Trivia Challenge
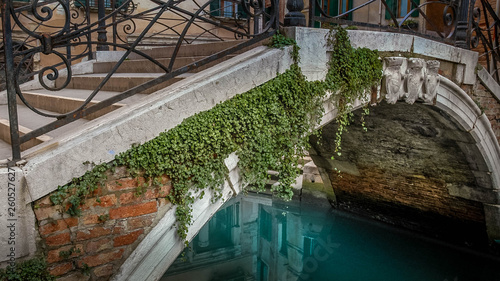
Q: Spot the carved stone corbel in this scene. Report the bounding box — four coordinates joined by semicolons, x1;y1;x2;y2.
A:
422;60;440;104
404;58;425;104
382;57;405;104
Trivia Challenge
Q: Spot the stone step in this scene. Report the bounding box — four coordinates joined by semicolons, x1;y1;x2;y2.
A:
0;118;52;151
0;138;11;160
56;73;193;93
0;104;88;141
18;92;126;120
30;89;145;105
127;40;245;60
92;55;236;74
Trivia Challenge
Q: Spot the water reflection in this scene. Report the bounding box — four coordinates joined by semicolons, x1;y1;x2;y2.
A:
161;193;500;281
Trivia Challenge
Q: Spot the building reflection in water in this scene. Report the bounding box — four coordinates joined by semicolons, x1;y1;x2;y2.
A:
161;193;500;281
161;193;331;281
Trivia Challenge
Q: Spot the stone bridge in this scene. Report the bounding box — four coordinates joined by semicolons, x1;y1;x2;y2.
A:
1;27;500;280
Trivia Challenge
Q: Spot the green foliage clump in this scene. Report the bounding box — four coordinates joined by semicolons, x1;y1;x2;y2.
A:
269;31;300;64
324;26;382;156
0;258;55;281
58;246;80;260
269;31;296;49
115;64;325;243
50;162;113;217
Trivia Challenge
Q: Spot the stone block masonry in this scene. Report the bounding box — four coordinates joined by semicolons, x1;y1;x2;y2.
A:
33;171;172;280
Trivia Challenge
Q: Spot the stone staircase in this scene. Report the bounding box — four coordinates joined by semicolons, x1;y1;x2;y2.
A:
0;40;252;160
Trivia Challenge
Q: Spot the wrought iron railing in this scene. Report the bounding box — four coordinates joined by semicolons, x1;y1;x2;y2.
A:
304;0;500;81
1;0;279;161
307;0;474;47
470;0;500;82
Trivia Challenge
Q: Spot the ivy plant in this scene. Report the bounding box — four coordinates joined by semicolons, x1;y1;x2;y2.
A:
324;26;382;157
0;258;55;281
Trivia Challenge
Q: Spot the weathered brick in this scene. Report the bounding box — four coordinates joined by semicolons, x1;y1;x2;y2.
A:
160;174;171;184
107;177;146;191
91;187;103;197
159;198;170;208
46;232;71;247
145;184;171;199
113;220;127;234
36;196;54;208
128;214;155;230
78;249;124;268
109;201;157;219
47;244;84;264
119;192;141;205
114;229;144;247
84;194;117;209
39;218;78;236
34;205;62;221
83;213;109;225
49;262;73;276
86;237;112;253
93;264;114;277
159;184;172;197
76;226;112;241
83;214;99;225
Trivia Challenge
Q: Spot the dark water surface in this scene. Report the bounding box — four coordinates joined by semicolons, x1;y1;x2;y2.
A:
161;193;500;281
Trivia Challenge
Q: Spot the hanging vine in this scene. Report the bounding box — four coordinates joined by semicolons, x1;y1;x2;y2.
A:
324;27;382;157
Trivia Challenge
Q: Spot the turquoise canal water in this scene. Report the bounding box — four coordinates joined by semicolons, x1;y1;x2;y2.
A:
161;193;500;281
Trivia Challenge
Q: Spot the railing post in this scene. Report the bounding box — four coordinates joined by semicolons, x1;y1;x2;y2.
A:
284;0;306;26
97;0;109;51
254;7;262;34
1;0;21;161
455;0;473;49
308;0;315;27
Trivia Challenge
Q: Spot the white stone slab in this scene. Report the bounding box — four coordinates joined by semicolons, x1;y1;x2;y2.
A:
0;167;36;263
477;67;500;102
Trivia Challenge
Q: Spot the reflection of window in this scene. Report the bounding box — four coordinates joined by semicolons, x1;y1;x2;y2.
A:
303;236;315;258
210;0;248;19
193;203;239;253
259;207;272;241
278;217;287;256
385;0;420;19
258;259;269;281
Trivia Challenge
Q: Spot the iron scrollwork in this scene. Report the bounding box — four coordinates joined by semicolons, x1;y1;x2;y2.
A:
309;0;464;44
470;0;500;82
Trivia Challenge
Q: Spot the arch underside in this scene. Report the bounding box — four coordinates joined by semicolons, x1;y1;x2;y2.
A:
309;75;500;247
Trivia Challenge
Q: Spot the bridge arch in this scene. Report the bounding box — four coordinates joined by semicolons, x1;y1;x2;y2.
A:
310;75;500;245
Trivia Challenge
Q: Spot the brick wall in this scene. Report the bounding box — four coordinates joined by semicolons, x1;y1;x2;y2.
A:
33;167;171;281
469;81;500;145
